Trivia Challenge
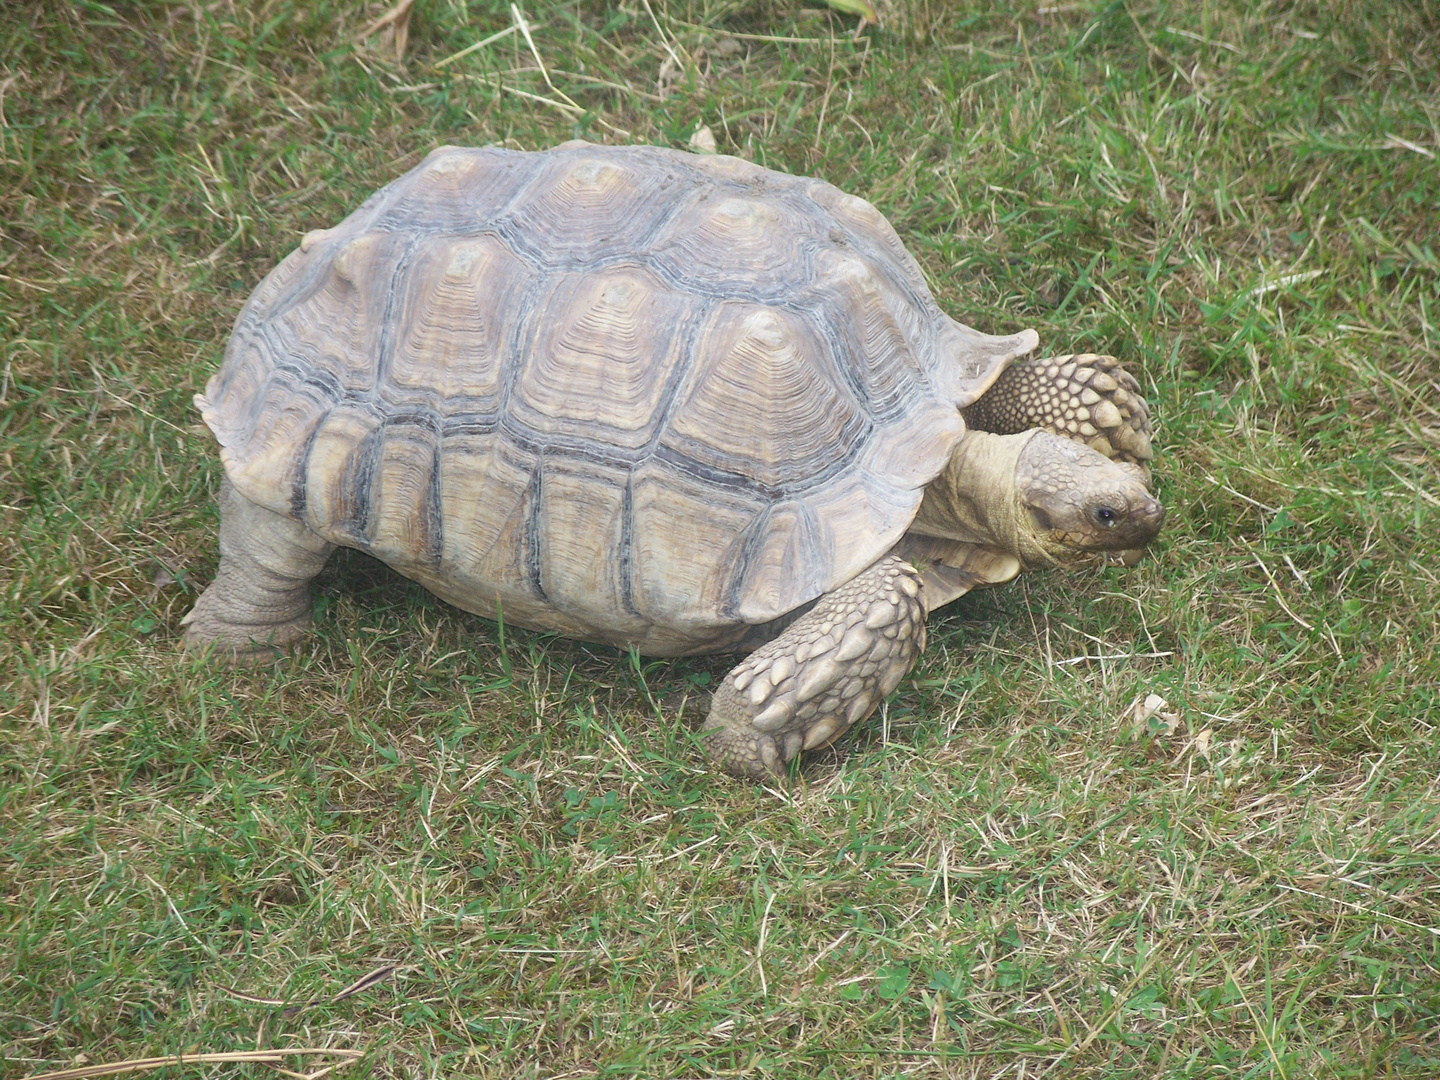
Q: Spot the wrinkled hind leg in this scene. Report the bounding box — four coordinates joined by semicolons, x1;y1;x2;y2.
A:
961;353;1153;482
700;555;926;781
181;478;335;659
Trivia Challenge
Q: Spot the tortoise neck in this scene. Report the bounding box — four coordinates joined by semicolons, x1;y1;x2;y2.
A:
911;430;1035;557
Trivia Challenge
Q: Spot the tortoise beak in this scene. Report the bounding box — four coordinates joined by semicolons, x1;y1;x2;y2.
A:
1129;493;1165;547
1105;497;1164;566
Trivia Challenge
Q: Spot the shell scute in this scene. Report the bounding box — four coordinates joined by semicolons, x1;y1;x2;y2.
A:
648;192;818;299
429;434;553;623
269;231;406;398
802;248;934;423
496;150;688;265
728;499;831;623
628;456;768;633
367;419;443;568
372;146;534;234
386;234;533;410
513;265;700;449
300;403;384;542
660;303;866;492
535;455;646;639
802;180;931;298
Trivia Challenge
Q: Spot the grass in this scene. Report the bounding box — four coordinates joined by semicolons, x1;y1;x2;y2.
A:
2;0;1438;1076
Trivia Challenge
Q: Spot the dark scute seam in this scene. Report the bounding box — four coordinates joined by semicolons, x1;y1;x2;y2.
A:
648;412;874;503
290;422;321;521
525;453;547;602
373;234;422;394
640;295;711;458
424;437;444;568
723;503;776;622
619;474;639;617
350;418;384;544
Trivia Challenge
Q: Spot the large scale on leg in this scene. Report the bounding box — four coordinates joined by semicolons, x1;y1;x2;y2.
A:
184;142;1164;778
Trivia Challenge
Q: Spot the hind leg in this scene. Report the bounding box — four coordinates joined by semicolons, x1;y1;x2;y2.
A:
181;479;335;658
961;353;1153;481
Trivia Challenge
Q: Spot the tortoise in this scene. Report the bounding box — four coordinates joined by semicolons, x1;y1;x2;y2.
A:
183;142;1163;779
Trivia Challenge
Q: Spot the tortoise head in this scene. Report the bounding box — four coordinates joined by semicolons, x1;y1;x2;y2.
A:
913;430;1164;569
1013;432;1164;566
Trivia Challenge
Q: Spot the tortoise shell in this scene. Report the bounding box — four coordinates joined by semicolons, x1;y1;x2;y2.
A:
197;143;1038;655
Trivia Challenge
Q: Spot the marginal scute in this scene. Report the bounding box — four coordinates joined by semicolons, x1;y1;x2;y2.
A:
535;455;643;638
433;433;538;602
367;420;441;567
628;457;767;632
207;357;329;514
685;151;773;185
728;500;833;624
300;404;382;539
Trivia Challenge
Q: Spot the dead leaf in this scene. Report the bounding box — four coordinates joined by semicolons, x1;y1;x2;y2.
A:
1130;692;1182;737
688;124;717;154
820;0;880;27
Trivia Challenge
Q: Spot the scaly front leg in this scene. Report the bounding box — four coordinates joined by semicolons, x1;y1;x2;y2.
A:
961;353;1153;481
700;554;926;780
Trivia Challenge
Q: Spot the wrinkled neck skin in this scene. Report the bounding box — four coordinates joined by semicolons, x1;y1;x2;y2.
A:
913;430;1080;570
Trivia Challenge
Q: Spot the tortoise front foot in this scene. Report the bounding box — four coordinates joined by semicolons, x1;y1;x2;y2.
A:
961;353;1154;481
700;554;926;780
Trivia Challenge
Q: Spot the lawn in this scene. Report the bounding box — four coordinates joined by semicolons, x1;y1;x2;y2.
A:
2;1;1438;1077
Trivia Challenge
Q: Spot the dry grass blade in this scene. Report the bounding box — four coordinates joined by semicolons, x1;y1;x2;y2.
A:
356;0;414;61
21;1049;364;1080
328;964;399;1003
507;3;628;136
432;24;517;69
667;19;864;46
221;964;398;1016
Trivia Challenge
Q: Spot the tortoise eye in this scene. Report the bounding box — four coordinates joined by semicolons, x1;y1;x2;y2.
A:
1093;506;1119;528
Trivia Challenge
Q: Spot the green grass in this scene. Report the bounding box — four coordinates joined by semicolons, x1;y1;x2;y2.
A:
3;1;1439;1076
